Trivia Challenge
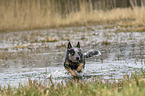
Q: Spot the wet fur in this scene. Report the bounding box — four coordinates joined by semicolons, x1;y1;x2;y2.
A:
64;42;101;77
64;42;85;70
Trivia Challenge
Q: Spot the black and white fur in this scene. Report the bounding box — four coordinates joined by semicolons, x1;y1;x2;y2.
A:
64;42;101;77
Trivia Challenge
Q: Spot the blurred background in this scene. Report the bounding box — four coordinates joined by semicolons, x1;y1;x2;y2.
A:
0;0;145;32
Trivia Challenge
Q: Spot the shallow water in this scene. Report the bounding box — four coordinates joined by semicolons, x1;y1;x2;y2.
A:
0;25;145;87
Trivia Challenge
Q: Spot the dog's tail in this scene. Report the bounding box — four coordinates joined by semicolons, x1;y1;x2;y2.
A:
84;50;101;58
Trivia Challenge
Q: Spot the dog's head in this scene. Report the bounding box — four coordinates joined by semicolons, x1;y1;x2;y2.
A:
66;42;84;63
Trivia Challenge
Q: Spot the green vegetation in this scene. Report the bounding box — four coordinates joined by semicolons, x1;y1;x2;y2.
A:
0;0;145;32
0;70;145;96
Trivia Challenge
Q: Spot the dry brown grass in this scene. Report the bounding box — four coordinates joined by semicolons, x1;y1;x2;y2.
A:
0;0;145;32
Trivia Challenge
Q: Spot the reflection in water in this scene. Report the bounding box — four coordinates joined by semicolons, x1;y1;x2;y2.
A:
0;26;145;87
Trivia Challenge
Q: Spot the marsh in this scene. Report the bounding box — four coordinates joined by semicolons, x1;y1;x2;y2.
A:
0;25;144;87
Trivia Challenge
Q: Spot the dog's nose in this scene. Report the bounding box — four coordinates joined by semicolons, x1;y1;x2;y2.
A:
76;57;80;60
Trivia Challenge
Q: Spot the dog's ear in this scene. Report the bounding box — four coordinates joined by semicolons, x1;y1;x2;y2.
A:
67;42;72;49
76;42;80;48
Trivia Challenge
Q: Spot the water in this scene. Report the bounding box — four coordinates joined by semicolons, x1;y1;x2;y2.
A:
0;25;145;87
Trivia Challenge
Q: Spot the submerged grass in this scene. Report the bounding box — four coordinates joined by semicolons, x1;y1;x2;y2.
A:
0;0;145;32
0;71;145;96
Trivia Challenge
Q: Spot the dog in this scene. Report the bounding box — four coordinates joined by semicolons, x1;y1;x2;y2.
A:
64;42;101;77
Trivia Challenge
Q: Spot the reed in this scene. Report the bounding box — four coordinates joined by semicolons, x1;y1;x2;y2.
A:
0;0;145;32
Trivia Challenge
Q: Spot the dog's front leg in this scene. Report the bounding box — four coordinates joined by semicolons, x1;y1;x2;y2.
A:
77;63;83;72
65;68;77;77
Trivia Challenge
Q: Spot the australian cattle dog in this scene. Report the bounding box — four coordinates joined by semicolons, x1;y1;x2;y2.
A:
64;42;101;77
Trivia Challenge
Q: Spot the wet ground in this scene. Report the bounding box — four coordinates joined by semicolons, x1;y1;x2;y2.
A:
0;25;145;87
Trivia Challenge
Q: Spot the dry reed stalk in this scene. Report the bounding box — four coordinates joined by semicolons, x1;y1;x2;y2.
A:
0;0;145;32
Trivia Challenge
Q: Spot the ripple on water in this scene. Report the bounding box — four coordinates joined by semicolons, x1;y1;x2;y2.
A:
0;26;145;87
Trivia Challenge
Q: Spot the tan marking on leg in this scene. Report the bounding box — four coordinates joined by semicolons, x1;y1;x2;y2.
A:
66;62;70;65
77;63;83;72
65;68;77;77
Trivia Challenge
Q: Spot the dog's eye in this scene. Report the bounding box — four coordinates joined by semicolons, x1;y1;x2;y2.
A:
78;52;81;56
69;49;75;56
71;53;75;56
71;52;75;56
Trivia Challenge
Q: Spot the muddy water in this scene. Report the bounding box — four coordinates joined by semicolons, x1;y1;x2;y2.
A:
0;25;145;87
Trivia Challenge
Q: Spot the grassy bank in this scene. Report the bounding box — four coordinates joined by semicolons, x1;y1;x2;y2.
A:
0;0;145;32
0;71;145;96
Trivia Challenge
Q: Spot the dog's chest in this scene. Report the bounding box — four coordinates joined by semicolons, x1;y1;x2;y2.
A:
68;62;79;69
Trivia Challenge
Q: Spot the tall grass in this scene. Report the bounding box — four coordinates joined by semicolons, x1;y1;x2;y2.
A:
0;0;145;32
0;71;145;96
